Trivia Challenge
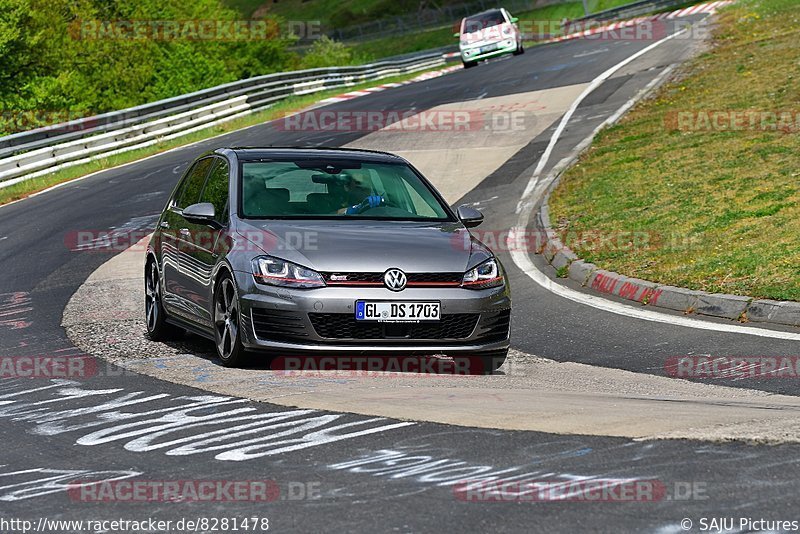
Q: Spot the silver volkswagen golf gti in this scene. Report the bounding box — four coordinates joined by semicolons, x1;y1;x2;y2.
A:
145;147;511;372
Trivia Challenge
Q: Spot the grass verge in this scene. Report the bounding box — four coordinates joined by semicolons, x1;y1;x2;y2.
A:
548;0;800;301
0;65;448;207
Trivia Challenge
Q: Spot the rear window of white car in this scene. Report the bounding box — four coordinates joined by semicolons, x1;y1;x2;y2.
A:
463;10;506;33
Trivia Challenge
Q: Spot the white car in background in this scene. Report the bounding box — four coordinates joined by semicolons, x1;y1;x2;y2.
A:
456;8;524;68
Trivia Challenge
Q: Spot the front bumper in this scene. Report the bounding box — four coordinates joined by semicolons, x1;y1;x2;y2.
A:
233;270;511;355
460;38;518;63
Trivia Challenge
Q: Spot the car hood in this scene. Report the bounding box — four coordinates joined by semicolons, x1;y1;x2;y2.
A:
235;219;493;273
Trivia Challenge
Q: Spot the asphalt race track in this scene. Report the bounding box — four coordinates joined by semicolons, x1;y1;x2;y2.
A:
2;13;800;533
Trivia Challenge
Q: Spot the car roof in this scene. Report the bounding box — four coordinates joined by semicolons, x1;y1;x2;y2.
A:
465;8;504;18
216;146;405;164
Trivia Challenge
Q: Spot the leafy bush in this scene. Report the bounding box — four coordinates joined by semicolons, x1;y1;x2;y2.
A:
299;35;356;69
0;0;296;133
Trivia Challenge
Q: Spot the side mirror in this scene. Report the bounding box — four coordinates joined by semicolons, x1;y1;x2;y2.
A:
183;202;218;226
510;16;519;23
453;32;461;38
457;205;484;228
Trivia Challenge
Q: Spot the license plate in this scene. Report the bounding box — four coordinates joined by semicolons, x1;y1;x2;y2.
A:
355;301;440;322
480;44;498;53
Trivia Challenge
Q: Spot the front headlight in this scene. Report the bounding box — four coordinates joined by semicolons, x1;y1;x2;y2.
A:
462;258;504;289
252;256;325;289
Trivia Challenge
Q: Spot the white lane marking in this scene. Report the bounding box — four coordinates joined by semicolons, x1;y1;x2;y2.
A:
468;195;498;207
329;449;639;494
510;25;800;341
574;48;609;58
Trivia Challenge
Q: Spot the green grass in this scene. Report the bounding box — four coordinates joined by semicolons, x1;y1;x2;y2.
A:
0;66;447;206
350;27;455;59
548;0;800;301
234;0;383;20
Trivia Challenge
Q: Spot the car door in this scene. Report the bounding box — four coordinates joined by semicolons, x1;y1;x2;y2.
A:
162;157;215;320
178;156;230;328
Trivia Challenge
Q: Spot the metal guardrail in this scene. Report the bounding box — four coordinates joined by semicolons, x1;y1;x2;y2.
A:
566;0;690;24
0;53;449;188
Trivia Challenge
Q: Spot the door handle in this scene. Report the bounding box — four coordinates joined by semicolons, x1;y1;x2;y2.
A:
159;221;169;229
179;228;190;236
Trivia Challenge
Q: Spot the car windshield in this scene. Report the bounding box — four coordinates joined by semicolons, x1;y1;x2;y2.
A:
463;10;506;33
239;159;452;221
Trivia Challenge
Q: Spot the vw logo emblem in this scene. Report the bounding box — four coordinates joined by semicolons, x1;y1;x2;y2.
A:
384;269;407;291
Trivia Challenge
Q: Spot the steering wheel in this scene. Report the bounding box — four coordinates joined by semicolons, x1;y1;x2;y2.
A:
347;195;391;214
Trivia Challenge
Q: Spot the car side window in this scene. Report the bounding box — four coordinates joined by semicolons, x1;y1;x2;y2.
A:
199;158;230;223
175;158;214;210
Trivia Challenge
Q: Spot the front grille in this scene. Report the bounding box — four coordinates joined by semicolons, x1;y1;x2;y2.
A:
251;308;309;341
323;272;383;283
474;309;511;343
407;273;463;284
309;313;479;340
322;272;463;286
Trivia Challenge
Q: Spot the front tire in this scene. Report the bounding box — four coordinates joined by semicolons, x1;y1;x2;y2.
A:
462;59;477;69
479;350;508;374
513;43;524;55
213;272;248;367
145;260;182;341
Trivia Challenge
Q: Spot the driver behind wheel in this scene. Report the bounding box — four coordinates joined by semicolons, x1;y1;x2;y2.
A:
336;170;384;214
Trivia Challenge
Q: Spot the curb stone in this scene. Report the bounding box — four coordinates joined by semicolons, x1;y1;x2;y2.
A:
694;293;751;321
747;300;800;328
646;286;704;313
551;248;578;272
568;260;597;286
